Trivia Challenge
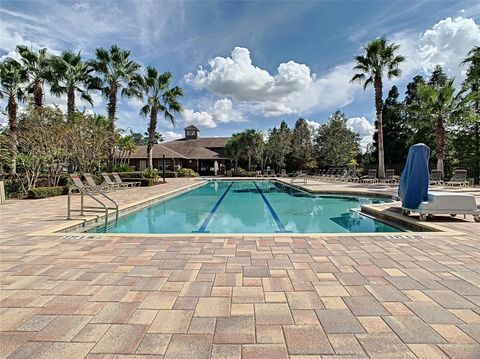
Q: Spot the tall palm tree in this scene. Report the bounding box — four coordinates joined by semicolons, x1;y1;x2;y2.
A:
89;45;142;167
351;37;405;179
414;80;472;175
461;46;480;183
0;58;27;174
139;67;183;168
16;45;50;108
48;50;95;116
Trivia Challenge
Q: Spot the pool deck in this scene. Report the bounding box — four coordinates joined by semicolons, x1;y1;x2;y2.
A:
1;177;479;358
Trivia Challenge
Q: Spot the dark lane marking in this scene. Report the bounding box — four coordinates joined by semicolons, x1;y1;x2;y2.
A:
253;182;291;233
195;182;234;233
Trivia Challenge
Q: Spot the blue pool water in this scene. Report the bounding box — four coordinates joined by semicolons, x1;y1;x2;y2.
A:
91;181;402;234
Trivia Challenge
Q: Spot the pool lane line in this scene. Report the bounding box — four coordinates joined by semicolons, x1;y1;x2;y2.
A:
253;182;291;233
195;181;234;233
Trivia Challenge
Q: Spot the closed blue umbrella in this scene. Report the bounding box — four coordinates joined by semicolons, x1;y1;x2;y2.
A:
398;144;430;209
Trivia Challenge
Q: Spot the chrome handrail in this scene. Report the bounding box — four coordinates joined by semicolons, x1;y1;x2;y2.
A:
290;172;307;185
67;184;119;231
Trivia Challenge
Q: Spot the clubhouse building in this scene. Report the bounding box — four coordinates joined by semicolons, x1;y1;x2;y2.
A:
128;125;230;176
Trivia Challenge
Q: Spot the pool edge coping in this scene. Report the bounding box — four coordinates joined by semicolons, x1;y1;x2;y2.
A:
28;178;465;238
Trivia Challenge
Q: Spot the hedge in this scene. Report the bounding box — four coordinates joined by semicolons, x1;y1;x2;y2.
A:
118;171;144;179
3;179;25;198
176;168;198;177
27;186;68;199
121;178;158;187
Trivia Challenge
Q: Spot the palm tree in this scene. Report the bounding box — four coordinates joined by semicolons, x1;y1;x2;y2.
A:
351;37;405;179
0;58;27;174
144;131;164;143
414;80;472;175
16;45;50;108
89;45;142;167
48;50;95;116
139;67;183;168
461;46;480;183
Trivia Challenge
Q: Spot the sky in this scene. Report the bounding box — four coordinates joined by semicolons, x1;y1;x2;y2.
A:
1;0;479;147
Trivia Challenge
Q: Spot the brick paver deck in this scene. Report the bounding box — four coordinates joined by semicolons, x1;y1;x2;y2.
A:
1;178;479;358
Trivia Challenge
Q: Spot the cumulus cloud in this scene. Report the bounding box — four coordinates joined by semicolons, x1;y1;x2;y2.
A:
182;98;243;128
346;116;375;150
163;131;183;141
185;16;480;120
182;109;217;128
306;120;321;131
394;16;480;80
418;17;480;78
185;47;359;117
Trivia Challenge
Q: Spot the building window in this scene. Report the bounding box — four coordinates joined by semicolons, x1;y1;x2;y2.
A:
186;130;196;137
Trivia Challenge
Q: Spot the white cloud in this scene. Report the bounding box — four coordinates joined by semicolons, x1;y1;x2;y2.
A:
418;17;480;79
185;47;359;117
346;116;375;150
182;109;217;128
163;131;182;141
394;16;480;80
185;16;480;120
182;98;244;128
211;98;243;123
306;120;321;131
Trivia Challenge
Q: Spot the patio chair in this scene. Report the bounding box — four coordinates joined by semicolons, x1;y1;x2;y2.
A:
102;172;126;190
360;169;378;183
336;169;349;182
325;170;335;181
83;173;115;191
255;170;262;177
429;170;444;186
262;170;268;177
347;169;360;183
112;172;141;188
382;169;397;184
445;170;469;187
70;173;93;193
269;170;276;177
280;169;287;177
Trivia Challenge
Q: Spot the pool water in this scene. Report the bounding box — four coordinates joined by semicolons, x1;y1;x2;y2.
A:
90;181;402;234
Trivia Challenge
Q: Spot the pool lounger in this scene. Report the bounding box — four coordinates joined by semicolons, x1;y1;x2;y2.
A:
402;191;480;222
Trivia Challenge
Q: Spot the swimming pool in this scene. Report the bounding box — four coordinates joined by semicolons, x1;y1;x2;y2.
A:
89;180;402;234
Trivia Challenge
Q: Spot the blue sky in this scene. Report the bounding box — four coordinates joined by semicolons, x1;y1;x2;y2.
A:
1;0;479;146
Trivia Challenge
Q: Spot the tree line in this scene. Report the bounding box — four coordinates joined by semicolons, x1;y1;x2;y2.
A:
351;39;479;181
0;44;184;176
225;112;360;174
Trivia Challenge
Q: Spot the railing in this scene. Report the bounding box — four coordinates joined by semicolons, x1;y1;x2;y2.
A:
67;185;119;232
290;172;307;185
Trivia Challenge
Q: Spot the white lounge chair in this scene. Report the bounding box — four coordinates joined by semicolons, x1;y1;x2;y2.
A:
403;191;480;222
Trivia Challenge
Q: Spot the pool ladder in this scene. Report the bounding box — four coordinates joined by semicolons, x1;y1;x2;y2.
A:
290;172;308;185
67;185;119;232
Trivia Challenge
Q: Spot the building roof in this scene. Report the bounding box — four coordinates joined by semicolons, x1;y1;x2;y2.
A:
129;137;230;160
129;144;187;159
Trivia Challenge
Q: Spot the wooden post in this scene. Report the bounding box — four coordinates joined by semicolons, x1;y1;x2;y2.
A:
162;155;166;183
0;181;5;205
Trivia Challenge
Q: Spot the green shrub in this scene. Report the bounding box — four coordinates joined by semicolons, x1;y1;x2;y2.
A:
3;179;26;198
227;167;256;177
27;186;67;199
113;164;134;172
121;178;157;187
118;171;144;179
176;168;198;177
143;168;159;179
